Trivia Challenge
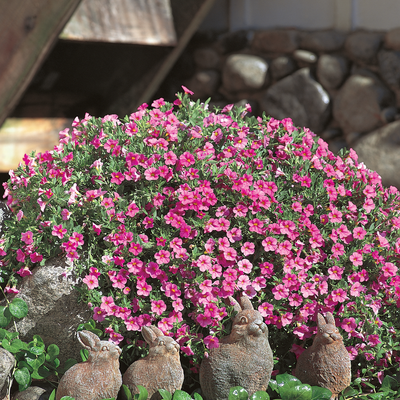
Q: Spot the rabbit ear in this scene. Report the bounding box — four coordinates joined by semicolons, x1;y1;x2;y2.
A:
226;296;242;313
77;330;100;352
142;326;158;344
325;312;336;326
239;295;254;310
148;325;164;337
317;313;327;327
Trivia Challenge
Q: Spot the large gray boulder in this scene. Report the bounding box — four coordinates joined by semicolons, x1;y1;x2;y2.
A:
384;27;400;51
299;30;345;52
354;120;400;188
317;54;349;90
2;257;92;366
0;202;12;239
378;50;400;88
222;54;269;93
251;29;299;53
260;68;330;134
186;70;220;100
270;56;296;81
333;74;394;136
0;348;14;400
345;31;383;64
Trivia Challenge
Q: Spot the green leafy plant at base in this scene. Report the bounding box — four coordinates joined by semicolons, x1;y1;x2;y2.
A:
0;293;77;393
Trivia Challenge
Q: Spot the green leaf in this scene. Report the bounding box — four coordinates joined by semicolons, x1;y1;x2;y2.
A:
158;389;172;400
48;389;56;400
193;392;204;400
0;306;12;328
60;358;78;374
172;390;193;400
342;386;359;397
279;384;312;400
60;397;76;400
46;344;60;361
381;375;398;391
310;386;332;400
9;298;29;319
123;384;133;400
228;387;249;400
0;329;7;341
25;353;45;370
268;380;278;393
80;348;89;362
249;391;269;400
276;373;302;390
136;385;148;400
2;338;26;353
14;367;31;391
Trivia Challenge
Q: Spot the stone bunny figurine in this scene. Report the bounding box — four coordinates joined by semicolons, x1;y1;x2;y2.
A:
200;295;273;400
295;312;351;400
123;325;184;400
56;330;122;400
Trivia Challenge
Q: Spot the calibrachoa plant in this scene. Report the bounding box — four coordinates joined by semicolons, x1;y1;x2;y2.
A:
1;87;400;387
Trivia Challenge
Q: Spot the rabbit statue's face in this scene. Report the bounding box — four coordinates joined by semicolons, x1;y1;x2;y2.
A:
150;336;180;356
317;325;343;344
233;310;267;338
89;341;122;362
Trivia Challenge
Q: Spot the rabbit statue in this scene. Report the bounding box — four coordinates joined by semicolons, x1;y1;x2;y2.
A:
199;295;273;400
123;325;184;400
56;330;122;400
295;312;351;400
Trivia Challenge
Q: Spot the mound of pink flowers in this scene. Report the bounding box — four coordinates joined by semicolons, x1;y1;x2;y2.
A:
2;87;400;383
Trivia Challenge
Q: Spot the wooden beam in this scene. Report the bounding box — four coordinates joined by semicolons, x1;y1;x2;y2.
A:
0;118;73;173
109;0;217;116
0;0;82;128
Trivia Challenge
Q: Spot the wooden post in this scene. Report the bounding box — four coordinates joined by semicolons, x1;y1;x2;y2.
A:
0;0;82;128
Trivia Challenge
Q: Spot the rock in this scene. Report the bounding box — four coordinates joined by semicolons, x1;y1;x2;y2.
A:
378;50;400;87
381;106;398;123
345;31;383;64
2;257;92;366
354;120;400;188
293;50;318;66
0;202;12;239
260;68;330;134
214;30;249;54
317;54;349;89
0;348;14;400
11;386;46;400
384;27;400;51
193;47;220;70
251;29;299;53
333;74;394;136
186;70;220;100
222;54;269;93
299;30;346;52
320;127;342;141
270;56;296;81
328;137;348;155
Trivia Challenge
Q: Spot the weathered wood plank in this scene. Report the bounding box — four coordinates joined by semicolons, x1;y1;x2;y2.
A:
0;0;82;128
109;0;216;116
61;0;177;46
0;119;73;173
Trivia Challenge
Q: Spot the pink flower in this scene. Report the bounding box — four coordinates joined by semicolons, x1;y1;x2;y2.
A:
367;334;381;347
258;302;273;317
21;231;34;245
137;281;152;296
197;313;212;327
30;252;43;263
83;274;99;289
204;335;219;349
363;199;375;213
238;259;253;274
331;288;348;303
328;208;342;223
381;262;397;278
262;237;277;252
179;151;195;167
93;307;107;322
61;209;71;220
92;223;102;235
51;224;67;239
144;167;160;181
151;300;167;316
143;217;154;229
328;266;343;280
241;242;255;256
155;250;170;265
350;251;363;266
272;284;289;300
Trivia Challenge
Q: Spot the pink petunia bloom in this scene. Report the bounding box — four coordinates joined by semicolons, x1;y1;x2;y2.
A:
272;284;289;300
93;307;107;322
262;237;277;252
30;252;43;263
381;262;398;278
151;300;167;316
204;335;219;349
61;209;72;220
143;217;154;229
350;251;363;266
92;223;102;235
179;151;195;167
111;172;124;185
363;199;375;213
144;167;160;181
21;231;34;245
328;265;343;280
353;227;367;240
155;250;170;265
238;259;253;274
83;274;99;289
137;281;152;296
197;255;212;272
341;317;357;333
241;242;255;256
328;208;342;223
331;288;348;303
129;242;143;255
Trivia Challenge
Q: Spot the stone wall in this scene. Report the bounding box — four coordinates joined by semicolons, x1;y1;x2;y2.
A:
179;28;400;188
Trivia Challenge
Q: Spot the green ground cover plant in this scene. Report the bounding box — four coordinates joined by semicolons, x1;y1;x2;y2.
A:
1;87;400;391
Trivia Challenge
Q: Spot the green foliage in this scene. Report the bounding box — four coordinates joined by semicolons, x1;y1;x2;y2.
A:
0;296;77;392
